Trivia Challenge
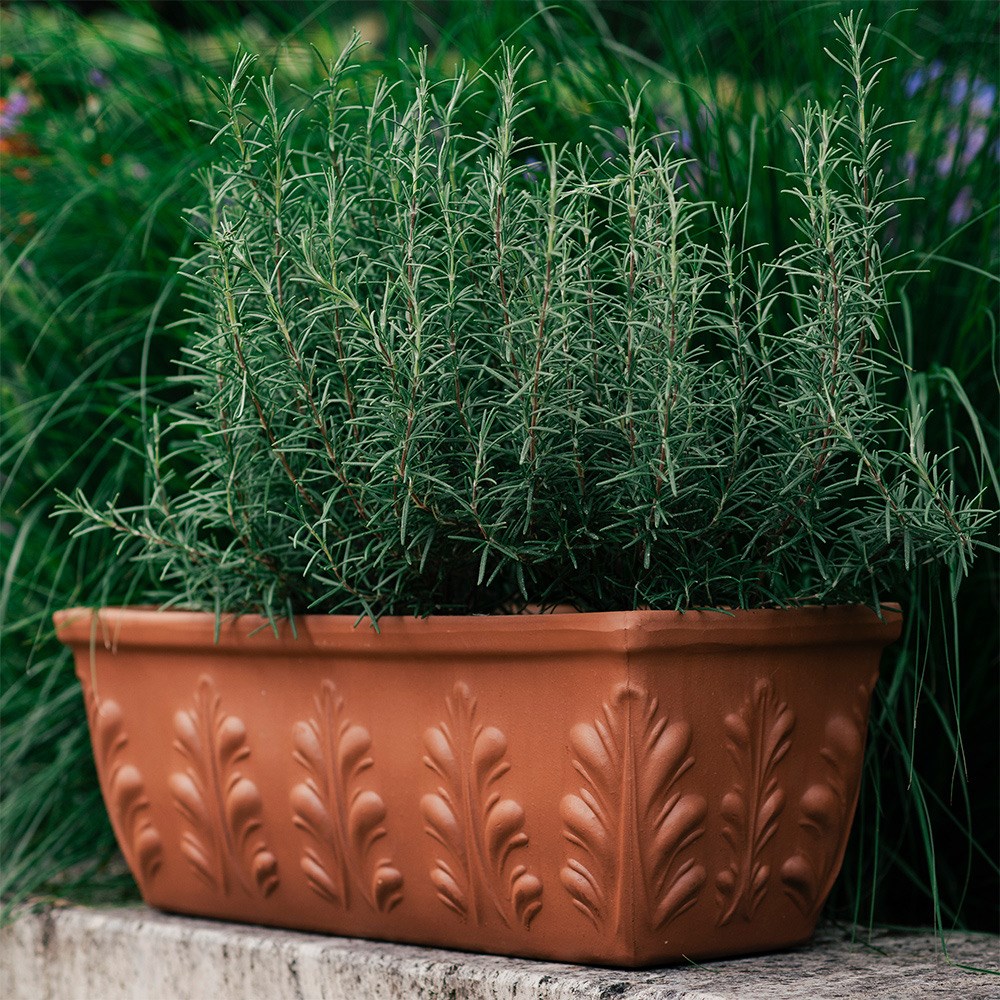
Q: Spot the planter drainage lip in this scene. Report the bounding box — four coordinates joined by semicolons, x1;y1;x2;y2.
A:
54;603;902;657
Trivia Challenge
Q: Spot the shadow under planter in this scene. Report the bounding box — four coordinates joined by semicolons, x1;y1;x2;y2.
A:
54;605;901;968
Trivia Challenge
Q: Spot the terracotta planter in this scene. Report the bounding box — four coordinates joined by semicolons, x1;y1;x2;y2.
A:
54;604;900;967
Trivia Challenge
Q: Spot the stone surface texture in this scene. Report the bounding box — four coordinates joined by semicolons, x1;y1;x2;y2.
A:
1;905;997;1000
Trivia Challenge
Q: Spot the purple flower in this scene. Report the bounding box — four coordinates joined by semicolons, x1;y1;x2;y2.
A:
948;186;973;226
949;75;970;107
652;110;696;156
908;60;946;97
19;257;36;277
971;80;996;117
88;68;109;89
521;156;544;183
0;91;29;136
902;150;918;184
960;124;988;168
937;122;990;177
903;69;926;99
128;160;151;181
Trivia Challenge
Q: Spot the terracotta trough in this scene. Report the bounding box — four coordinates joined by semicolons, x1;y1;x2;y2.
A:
55;605;901;967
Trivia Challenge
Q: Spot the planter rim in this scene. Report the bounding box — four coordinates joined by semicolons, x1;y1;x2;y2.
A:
54;603;902;658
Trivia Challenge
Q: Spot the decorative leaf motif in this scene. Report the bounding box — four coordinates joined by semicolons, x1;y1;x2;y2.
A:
290;680;403;913
81;683;163;885
561;683;707;935
716;678;795;925
781;681;873;915
169;675;278;898
421;682;542;928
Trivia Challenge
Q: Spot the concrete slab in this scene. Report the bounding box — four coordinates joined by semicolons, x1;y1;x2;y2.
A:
1;905;997;1000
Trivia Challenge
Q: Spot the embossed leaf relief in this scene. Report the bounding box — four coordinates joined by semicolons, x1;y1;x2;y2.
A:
169;675;279;898
561;683;707;936
781;682;872;915
717;678;795;925
421;682;543;928
290;680;403;913
83;686;163;884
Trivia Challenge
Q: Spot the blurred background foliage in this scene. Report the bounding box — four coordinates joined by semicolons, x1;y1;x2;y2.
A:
2;0;997;933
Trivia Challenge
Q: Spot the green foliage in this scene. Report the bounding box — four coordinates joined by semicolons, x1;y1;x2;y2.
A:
65;19;987;622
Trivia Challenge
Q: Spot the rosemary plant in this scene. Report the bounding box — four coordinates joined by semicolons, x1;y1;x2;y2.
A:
64;15;988;620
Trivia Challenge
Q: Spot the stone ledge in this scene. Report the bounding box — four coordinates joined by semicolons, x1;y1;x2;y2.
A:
1;905;996;1000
